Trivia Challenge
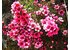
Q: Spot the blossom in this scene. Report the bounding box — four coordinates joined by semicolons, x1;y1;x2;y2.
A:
34;38;43;49
62;4;67;8
42;10;49;16
51;14;58;20
18;40;24;48
17;34;25;41
58;10;65;16
54;4;60;10
35;23;41;32
33;32;42;38
50;46;53;48
62;30;68;35
37;3;42;7
56;17;64;24
43;5;49;10
64;41;67;45
27;18;36;29
52;40;54;43
42;5;50;16
35;10;41;15
34;41;43;49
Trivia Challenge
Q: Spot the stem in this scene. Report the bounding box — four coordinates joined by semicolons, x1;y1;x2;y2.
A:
64;0;68;17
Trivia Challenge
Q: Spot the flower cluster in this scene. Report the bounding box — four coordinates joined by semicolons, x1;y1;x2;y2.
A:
50;14;64;24
3;1;43;49
2;1;67;50
33;32;43;48
35;5;50;16
27;18;41;32
11;1;23;14
41;16;59;37
54;4;65;16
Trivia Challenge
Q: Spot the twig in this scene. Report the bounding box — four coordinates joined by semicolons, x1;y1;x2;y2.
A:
64;0;68;17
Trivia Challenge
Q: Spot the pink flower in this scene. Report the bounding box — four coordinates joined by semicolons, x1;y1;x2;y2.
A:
35;10;41;15
33;32;43;39
23;42;30;48
42;10;49;16
52;40;54;43
50;46;53;48
58;10;65;16
23;31;32;37
51;14;58;20
35;23;41;32
64;41;67;45
62;4;67;8
56;17;64;24
18;34;25;41
33;32;41;38
28;21;36;29
37;3;42;7
42;5;50;16
18;41;25;48
40;19;46;26
34;41;43;49
62;30;68;35
54;4;60;10
47;26;59;37
43;5;49;10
